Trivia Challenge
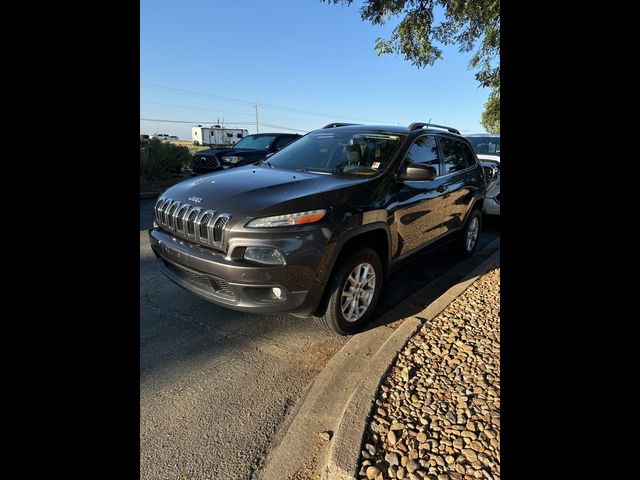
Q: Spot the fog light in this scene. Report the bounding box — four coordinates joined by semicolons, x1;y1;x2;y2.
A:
244;247;286;265
272;287;283;299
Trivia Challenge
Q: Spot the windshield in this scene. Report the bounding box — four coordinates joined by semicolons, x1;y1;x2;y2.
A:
467;136;500;156
266;131;405;176
234;135;277;150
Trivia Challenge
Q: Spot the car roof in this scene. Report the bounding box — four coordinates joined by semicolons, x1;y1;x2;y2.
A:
316;124;433;135
465;133;500;137
316;124;470;138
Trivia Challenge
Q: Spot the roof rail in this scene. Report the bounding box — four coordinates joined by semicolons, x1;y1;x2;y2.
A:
322;123;360;129
408;122;460;135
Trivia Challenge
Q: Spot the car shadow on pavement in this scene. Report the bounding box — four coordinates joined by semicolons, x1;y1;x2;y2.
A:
361;235;500;333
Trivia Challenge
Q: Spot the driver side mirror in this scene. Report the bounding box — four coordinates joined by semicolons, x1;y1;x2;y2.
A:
399;163;437;182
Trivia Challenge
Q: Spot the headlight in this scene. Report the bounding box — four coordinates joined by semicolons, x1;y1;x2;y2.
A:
245;209;327;228
244;247;286;265
222;155;243;164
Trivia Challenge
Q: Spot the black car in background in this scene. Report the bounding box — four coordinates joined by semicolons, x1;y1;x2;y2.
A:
192;133;302;174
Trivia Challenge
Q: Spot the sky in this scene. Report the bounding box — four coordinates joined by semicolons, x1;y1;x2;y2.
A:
140;0;492;140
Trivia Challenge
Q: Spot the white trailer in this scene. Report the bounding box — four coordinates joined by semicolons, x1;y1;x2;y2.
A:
192;125;249;146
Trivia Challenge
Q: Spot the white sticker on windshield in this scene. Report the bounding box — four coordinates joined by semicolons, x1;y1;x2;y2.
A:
372;161;381;169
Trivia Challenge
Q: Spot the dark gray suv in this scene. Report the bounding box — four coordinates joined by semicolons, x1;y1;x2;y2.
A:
149;123;486;334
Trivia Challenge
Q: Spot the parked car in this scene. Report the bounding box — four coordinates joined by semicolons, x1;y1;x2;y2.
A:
191;133;302;174
149;123;485;334
168;135;180;141
151;133;171;142
466;134;500;215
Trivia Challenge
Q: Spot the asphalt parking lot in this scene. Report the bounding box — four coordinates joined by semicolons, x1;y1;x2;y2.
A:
139;198;500;479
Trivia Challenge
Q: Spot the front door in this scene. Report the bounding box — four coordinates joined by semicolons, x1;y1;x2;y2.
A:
388;134;449;258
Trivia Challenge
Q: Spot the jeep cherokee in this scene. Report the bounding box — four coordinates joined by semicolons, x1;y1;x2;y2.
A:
149;123;486;334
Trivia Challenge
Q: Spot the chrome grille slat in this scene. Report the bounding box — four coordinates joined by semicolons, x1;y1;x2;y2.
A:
212;215;230;245
175;205;189;232
154;197;165;225
157;198;170;225
166;202;179;230
186;207;201;236
161;199;173;226
155;198;231;250
199;212;214;241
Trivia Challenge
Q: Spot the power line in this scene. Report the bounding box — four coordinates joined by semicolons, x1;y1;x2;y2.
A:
142;83;256;106
259;122;308;133
141;99;325;126
141;82;395;124
141;100;256;118
140;117;308;133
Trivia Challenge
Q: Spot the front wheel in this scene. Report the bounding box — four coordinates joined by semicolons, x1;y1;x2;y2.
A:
313;248;382;335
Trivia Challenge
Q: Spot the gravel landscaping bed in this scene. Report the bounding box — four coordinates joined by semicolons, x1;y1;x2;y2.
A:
357;265;500;480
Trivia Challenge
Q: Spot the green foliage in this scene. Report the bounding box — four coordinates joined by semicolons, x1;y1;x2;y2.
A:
322;0;500;127
141;138;191;179
480;91;500;133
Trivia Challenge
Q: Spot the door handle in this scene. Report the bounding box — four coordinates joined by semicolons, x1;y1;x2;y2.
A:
436;184;448;193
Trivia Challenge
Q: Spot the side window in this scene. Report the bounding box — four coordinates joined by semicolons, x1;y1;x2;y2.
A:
274;136;296;150
461;142;476;166
236;133;243;138
440;137;471;174
403;135;440;176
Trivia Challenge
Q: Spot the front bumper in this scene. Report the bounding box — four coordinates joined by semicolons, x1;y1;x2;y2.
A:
148;228;325;316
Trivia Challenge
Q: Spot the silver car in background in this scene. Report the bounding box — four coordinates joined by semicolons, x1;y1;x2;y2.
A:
466;134;500;215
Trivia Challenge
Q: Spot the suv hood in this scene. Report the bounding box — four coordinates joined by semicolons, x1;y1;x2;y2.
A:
162;165;370;221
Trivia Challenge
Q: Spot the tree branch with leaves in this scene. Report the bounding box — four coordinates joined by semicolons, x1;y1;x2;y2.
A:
322;0;500;132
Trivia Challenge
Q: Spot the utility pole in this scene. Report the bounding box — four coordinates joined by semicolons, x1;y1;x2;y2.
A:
255;104;259;133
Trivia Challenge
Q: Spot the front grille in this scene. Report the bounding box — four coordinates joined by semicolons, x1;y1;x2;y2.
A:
194;155;220;169
160;258;238;301
154;197;231;250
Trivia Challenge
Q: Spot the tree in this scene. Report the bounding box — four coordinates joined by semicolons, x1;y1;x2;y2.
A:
481;90;499;133
322;0;500;131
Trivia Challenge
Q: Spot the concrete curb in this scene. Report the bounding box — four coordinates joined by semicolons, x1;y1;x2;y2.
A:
326;317;422;480
259;240;500;480
324;248;501;480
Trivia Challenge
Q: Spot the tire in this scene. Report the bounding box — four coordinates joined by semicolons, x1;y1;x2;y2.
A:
454;208;482;257
313;247;383;335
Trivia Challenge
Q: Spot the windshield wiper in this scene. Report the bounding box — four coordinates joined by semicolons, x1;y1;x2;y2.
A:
258;159;274;168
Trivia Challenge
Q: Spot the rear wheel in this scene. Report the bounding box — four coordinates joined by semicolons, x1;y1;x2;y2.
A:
454;208;482;257
313;248;382;335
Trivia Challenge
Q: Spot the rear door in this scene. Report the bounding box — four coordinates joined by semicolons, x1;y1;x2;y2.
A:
390;134;450;257
438;136;480;233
